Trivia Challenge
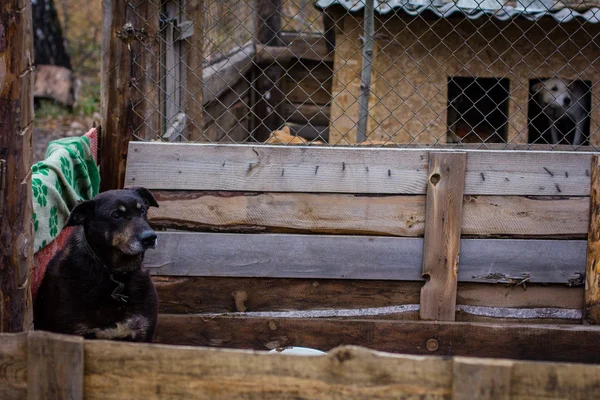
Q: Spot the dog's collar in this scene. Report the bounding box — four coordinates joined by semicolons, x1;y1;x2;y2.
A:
81;230;129;303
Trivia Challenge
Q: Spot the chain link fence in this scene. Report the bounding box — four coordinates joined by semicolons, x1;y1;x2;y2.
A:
124;0;600;149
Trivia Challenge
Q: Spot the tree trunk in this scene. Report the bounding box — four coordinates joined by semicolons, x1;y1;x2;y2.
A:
31;0;71;69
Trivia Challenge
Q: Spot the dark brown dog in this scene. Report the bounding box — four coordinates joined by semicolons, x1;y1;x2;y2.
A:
34;187;159;342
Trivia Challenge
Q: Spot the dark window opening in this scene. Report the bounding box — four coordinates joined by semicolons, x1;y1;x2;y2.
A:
528;78;591;146
447;77;510;144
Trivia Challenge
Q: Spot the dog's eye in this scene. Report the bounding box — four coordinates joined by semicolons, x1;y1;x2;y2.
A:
551;86;558;91
140;207;146;215
111;211;123;220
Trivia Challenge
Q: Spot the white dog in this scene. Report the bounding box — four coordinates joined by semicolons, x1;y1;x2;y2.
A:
532;78;589;145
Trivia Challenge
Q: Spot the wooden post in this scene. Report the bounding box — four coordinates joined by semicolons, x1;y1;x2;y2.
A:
585;155;600;324
100;0;159;190
420;152;466;321
252;0;284;142
452;357;513;400
0;0;34;332
27;331;83;400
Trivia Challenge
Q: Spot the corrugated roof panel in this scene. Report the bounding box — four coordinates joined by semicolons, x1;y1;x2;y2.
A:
316;0;600;23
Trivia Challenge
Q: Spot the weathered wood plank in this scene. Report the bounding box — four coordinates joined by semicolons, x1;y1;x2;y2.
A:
0;333;27;400
420;153;466;321
27;331;83;400
153;277;583;314
280;32;334;62
148;191;588;238
154;315;600;363
144;232;586;284
125;143;593;196
585;155;600;324
0;0;34;332
84;342;451;400
153;277;422;313
452;358;512;400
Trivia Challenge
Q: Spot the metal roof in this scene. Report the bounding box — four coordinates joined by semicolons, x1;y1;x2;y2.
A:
315;0;600;23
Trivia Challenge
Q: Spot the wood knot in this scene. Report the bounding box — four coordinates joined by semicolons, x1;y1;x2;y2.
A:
334;348;354;363
232;290;247;312
426;338;439;352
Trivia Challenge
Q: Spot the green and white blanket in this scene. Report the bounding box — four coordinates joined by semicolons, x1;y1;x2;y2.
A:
31;136;100;252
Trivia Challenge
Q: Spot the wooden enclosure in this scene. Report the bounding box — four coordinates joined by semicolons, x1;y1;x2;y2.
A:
119;142;600;365
5;331;600;399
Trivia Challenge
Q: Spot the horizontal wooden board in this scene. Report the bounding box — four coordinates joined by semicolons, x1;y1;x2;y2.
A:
144;232;586;284
153;277;583;314
154;315;600;364
280;32;333;62
125;143;593;196
83;339;600;399
281;102;330;126
149;191;589;238
0;333;27;400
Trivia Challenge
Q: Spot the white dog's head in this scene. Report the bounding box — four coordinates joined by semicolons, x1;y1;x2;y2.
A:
532;78;572;117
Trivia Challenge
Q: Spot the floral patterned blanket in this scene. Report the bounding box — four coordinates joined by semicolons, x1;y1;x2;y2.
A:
31;128;100;299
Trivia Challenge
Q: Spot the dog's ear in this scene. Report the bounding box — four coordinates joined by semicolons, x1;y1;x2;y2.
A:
129;187;159;208
531;82;542;93
66;200;95;226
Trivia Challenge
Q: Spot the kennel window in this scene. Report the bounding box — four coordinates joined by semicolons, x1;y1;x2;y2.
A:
447;77;510;144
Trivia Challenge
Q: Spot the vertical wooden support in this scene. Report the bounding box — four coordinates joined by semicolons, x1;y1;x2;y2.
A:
584;155;600;324
27;331;83;400
356;0;374;143
253;0;283;141
0;0;34;333
101;0;158;190
452;357;513;400
182;0;204;141
420;152;466;321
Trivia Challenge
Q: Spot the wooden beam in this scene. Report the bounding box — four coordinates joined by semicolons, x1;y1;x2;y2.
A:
0;0;34;333
280;32;334;62
148;191;589;238
452;357;512;400
27;331;83;400
100;0;155;189
85;341;453;399
125;143;594;196
143;232;586;284
153;277;583;314
420;153;466;321
154;315;600;363
585;155;600;324
0;333;27;400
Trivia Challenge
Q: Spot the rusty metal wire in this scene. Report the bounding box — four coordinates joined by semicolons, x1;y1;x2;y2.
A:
123;0;600;149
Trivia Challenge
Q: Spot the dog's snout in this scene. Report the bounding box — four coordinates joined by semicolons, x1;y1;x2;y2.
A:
564;96;571;106
140;230;157;248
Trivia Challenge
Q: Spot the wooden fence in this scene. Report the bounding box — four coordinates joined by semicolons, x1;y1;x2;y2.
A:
3;330;600;399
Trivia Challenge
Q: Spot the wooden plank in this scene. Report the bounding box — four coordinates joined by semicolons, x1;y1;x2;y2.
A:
28;331;83;400
0;333;27;400
0;0;34;332
148;191;588;238
452;358;512;400
282;62;333;106
153;277;583;314
585;155;600;324
153;277;422;313
125;143;593;196
420;153;466;321
280;32;334;62
154;315;600;363
202;42;254;106
144;232;586;284
84;342;452;400
182;0;203;141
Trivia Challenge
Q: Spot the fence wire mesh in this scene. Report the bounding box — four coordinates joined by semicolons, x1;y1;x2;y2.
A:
124;0;600;149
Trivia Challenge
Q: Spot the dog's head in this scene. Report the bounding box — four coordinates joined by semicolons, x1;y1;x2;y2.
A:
66;187;159;257
532;78;572;115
